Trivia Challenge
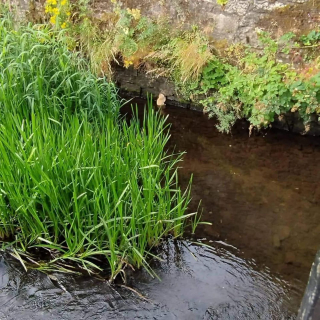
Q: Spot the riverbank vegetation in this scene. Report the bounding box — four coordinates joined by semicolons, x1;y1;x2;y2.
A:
0;7;197;280
37;0;320;133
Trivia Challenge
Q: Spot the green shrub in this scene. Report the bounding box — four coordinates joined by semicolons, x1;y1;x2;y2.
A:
181;31;320;132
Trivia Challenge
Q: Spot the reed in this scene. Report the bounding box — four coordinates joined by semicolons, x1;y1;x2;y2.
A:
0;9;196;280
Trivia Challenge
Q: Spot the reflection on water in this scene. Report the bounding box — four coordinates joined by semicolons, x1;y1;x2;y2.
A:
1;98;319;319
164;103;320;287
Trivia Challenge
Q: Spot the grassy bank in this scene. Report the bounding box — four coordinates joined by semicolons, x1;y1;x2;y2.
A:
0;8;196;280
39;0;320;133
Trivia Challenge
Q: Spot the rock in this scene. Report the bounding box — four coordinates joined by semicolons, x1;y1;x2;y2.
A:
273;235;281;248
285;252;296;264
276;226;291;241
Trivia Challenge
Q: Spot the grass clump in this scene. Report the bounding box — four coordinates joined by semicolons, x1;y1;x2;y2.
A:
0;9;195;280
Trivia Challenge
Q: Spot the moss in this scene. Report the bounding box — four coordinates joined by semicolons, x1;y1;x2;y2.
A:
212;39;229;54
258;0;320;37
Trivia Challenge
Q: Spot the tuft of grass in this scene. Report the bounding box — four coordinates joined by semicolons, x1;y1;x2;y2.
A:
0;8;197;280
169;31;213;82
145;28;213;82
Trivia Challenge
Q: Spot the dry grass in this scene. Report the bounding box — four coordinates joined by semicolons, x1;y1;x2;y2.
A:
171;37;213;82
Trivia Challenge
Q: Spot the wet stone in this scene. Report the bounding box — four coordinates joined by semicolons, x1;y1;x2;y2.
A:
277;226;291;241
285;252;296;265
273;235;281;249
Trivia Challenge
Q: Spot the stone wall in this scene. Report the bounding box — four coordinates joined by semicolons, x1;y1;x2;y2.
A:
91;0;319;45
14;0;320;44
114;65;320;136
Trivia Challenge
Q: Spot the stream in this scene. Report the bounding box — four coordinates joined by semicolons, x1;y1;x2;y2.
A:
1;100;320;319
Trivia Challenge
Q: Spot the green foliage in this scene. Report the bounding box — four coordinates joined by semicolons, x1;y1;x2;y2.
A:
216;0;228;6
177;30;320;132
0;10;196;279
33;1;320;133
300;30;320;46
70;2;172;73
65;1;212;82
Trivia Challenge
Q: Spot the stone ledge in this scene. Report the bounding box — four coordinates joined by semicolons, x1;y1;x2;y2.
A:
114;65;320;136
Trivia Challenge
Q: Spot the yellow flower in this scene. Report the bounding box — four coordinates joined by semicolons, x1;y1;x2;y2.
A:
131;8;141;20
45;3;54;13
50;16;56;24
60;0;67;6
124;59;133;68
66;11;71;16
127;8;141;20
61;22;67;29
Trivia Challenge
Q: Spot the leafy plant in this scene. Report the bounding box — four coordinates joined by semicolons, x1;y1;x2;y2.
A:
186;30;320;132
24;1;320;133
216;0;228;6
300;30;320;46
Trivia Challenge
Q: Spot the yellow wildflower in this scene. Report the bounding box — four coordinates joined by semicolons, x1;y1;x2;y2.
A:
50;16;56;24
127;8;141;20
124;59;133;68
61;22;67;29
131;8;141;20
60;0;67;6
66;11;71;16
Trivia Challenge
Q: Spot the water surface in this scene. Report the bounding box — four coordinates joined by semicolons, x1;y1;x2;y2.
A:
1;100;319;319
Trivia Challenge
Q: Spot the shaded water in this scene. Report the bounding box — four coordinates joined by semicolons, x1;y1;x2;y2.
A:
1;100;320;319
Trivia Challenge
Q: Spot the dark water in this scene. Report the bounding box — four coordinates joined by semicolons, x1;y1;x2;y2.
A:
1;100;320;319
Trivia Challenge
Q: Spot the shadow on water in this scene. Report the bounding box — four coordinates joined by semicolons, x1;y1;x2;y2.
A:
1;97;319;319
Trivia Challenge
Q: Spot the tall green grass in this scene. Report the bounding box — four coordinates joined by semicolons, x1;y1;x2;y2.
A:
0;9;195;279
